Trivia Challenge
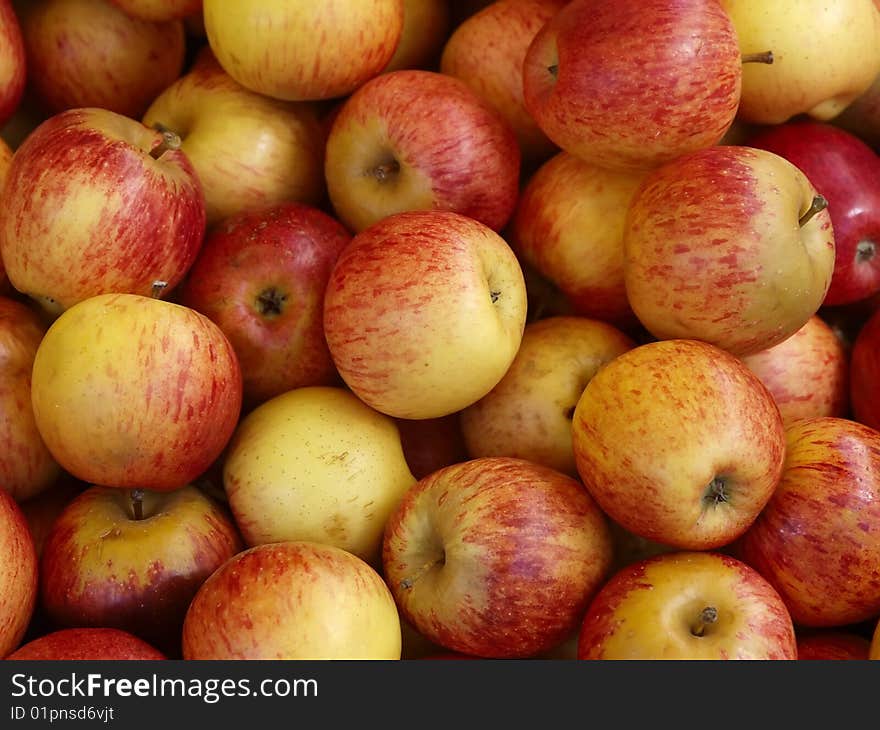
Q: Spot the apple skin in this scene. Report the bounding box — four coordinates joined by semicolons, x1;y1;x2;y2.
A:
623;145;836;357
747;120;880;306
6;627;166;660
0;107;206;316
382;456;615;659
18;475;85;558
202;0;404;102
833;71;880;149
18;0;186;120
323;210;528;420
738;417;880;627
182;540;402;660
577;551;798;660
0;0;25;127
0;487;37;658
142;50;328;228
384;0;451;72
395;413;469;481
325;69;521;234
850;307;880;430
30;293;242;492
522;0;741;171
572;339;786;550
109;0;200;22
797;630;871;660
177;202;350;409
740;315;850;427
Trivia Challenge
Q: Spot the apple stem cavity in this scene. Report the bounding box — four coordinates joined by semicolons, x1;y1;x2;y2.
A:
703;476;729;508
547;63;558;78
150;280;168;299
857;240;877;263
690;606;718;637
399;554;445;591
149;124;182;160
741;51;774;65
130;489;145;521
368;159;400;183
799;195;829;228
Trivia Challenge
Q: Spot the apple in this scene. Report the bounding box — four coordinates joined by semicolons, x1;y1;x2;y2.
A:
223;385;416;565
6;627;166;660
202;0;404;102
39;483;242;656
747;120;880;306
440;0;566;167
871;619;880;659
0;0;25;127
0;487;37;658
508;151;646;331
182;540;402;659
142;49;328;228
109;0;200;22
177;202;350;409
577;551;798;660
394;413;469;481
738;416;880;627
18;474;85;558
719;0;880;125
384;0;451;73
323;210;528;420
30;292;242;492
324;69;520;234
623;145;836;357
460;315;636;476
797;630;871;660
522;0;742;171
382;456;615;659
0;296;61;502
0;107;206;316
0;88;48;152
17;0;186;120
740;315;850;427
850;307;880;430
572;338;786;550
832;71;880;149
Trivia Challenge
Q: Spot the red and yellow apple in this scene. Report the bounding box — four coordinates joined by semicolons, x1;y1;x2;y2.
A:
7;627;166;660
0;487;37;658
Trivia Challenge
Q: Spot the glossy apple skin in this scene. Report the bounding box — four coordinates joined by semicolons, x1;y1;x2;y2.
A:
382;456;615;658
394;413;469;481
178;203;350;409
852;308;880;429
739;417;880;627
748;120;880;306
577;552;798;660
0;487;37;658
0;107;206;315
572;339;786;550
18;0;185;119
522;0;741;171
30;293;242;492
797;630;871;660
109;0;200;21
182;541;402;659
833;71;880;149
6;627;166;660
0;0;25;127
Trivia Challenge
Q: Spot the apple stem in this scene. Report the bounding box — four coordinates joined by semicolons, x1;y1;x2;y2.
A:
741;51;774;65
149;125;182;160
131;489;145;521
151;280;168;299
399;555;444;590
799;195;828;228
369;159;400;183
857;240;876;262
691;606;718;637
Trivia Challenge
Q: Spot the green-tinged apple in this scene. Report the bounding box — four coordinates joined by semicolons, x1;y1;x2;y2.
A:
0;487;36;658
797;630;871;660
577;551;798;659
0;0;25;127
522;0;742;171
30;293;242;491
143;50;327;228
623;145;835;357
848;299;880;430
109;0;200;21
17;0;186;119
720;0;880;124
509;151;646;331
394;413;469;481
324;69;520;233
323;210;527;419
382;456;614;658
182;540;402;659
384;0;450;72
0;297;60;501
177;203;350;408
223;386;416;565
460;316;636;476
572;339;786;550
7;627;166;660
18;475;84;558
0;107;205;315
440;0;566;167
39;484;242;656
738;417;880;627
202;0;403;102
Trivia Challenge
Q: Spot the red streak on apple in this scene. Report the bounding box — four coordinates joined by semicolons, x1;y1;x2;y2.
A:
7;627;166;660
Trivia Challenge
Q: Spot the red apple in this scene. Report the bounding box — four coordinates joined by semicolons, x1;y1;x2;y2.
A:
394;413;470;481
849;304;880;430
748;120;880;306
382;456;615;658
18;475;85;558
0;107;205;316
797;630;871;660
177;202;350;409
0;0;25;127
0;487;37;658
6;627;166;660
109;0;200;22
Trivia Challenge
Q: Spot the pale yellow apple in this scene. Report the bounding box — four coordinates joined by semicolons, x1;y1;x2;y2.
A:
223;386;417;566
460;315;635;476
384;0;451;72
721;0;880;124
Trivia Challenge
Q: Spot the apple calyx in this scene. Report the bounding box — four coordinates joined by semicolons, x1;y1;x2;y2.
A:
690;606;718;637
741;51;774;65
702;476;730;508
130;489;145;521
149;124;182;161
857;240;877;263
399;553;445;590
798;195;829;228
255;287;287;318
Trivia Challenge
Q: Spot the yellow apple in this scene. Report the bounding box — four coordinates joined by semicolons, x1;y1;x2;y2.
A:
384;0;451;72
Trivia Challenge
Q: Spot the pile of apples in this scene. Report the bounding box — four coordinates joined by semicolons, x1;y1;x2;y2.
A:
2;0;880;662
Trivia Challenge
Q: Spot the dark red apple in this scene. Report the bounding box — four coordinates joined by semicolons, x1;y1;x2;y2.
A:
851;306;880;429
